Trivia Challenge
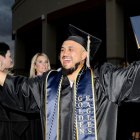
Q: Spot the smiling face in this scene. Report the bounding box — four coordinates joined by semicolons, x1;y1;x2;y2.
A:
60;40;87;71
34;55;49;76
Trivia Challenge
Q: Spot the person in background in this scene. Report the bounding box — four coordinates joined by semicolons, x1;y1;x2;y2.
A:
1;24;140;140
0;42;30;140
29;53;51;78
0;42;16;140
28;52;51;140
0;42;44;140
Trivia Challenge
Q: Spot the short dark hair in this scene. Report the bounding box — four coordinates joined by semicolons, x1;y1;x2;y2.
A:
0;42;10;57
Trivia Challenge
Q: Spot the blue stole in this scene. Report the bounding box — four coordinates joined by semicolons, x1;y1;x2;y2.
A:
45;68;97;140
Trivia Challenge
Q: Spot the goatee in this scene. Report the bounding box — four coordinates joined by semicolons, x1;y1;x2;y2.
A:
62;62;80;76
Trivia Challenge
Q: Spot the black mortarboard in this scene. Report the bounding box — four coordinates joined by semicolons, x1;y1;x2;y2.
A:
66;24;102;67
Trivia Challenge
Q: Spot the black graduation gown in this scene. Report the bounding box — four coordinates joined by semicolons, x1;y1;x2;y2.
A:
60;76;74;140
0;86;43;140
1;62;140;140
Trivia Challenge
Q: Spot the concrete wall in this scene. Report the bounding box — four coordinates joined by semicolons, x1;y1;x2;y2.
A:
12;0;85;31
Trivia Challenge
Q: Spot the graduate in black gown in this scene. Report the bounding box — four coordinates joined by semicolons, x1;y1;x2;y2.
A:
1;25;140;140
0;42;42;140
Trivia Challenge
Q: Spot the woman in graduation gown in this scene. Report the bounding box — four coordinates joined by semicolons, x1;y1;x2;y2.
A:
0;42;35;140
28;52;51;140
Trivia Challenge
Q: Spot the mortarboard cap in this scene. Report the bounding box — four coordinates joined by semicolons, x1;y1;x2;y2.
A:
66;24;102;67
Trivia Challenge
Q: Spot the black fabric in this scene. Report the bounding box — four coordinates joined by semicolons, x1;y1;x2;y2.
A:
0;86;43;140
60;76;74;140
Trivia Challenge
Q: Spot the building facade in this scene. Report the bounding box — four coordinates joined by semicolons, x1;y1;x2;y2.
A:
12;0;140;73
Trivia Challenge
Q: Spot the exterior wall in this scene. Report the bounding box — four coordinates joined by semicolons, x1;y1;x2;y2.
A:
46;0;85;13
12;0;85;31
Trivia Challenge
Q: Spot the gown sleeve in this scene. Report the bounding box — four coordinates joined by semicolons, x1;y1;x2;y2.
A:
0;73;45;113
98;61;140;104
